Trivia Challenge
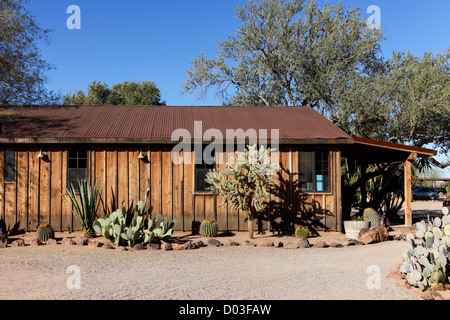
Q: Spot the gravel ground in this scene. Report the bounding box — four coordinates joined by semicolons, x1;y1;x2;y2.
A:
0;239;421;300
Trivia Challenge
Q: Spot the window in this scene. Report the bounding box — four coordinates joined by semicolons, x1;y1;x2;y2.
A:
299;151;330;192
4;149;15;182
195;146;216;193
68;149;88;189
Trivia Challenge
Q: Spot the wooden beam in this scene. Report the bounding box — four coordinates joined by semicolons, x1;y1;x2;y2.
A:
404;157;413;227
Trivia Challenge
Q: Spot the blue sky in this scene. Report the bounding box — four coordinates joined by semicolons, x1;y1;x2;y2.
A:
28;0;450;175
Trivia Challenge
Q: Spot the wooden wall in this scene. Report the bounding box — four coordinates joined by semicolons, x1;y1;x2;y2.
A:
0;144;342;233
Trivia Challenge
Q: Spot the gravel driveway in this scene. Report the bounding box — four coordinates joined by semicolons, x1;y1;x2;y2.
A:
0;240;420;300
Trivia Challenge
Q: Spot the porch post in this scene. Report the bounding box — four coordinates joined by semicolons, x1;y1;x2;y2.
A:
404;153;417;227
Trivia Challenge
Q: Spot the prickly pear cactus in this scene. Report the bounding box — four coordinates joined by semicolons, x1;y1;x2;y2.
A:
295;226;310;238
363;208;380;228
200;218;219;237
37;223;55;242
399;208;450;291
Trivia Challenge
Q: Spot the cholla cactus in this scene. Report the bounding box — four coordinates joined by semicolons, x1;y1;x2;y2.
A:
205;144;280;239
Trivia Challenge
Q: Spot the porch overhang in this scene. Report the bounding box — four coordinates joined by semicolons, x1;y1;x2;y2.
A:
340;136;438;228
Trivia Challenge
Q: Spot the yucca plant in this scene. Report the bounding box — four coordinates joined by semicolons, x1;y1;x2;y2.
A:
59;178;102;238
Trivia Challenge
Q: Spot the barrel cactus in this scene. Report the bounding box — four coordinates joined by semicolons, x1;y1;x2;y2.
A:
399;208;450;291
200;218;219;237
363;208;380;228
295;225;310;238
37;223;55;242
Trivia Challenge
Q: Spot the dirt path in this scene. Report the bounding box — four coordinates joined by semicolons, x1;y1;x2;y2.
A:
0;233;421;300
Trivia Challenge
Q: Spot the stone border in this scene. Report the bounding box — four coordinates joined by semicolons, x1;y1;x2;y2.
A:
0;232;409;251
388;267;450;300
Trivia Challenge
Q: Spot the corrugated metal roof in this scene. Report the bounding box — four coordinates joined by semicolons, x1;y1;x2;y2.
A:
0;105;353;144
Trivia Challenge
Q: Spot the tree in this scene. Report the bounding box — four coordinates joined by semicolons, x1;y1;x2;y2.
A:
183;0;449;169
205;145;280;239
339;50;450;168
63;80;166;106
0;0;57;105
182;0;385;112
108;81;166;106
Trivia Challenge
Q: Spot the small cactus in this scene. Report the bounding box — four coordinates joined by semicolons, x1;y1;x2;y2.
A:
200;218;219;237
295;226;310;238
363;208;380;228
37;223;55;242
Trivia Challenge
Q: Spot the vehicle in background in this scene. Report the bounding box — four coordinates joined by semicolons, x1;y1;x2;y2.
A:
412;187;439;201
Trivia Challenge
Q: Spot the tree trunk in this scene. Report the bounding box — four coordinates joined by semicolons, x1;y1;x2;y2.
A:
247;208;256;239
247;217;254;239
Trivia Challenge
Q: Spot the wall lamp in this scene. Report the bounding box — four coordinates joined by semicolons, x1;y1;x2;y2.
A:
37;149;46;159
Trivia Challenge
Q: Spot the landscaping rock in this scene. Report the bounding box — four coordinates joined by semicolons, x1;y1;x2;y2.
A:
343;239;364;246
103;243;115;249
161;243;173;250
184;241;196;250
30;238;43;246
47;239;58;245
225;240;240;246
131;243;145;251
284;241;299;249
77;237;89;246
0;243;7;249
358;228;370;238
375;227;389;242
329;242;342;248
358;227;389;245
11;239;25;247
258;242;274;247
61;237;75;245
243;240;256;247
207;239;222;247
274;241;283;248
116;246;127;251
88;240;103;248
147;243;160;250
192;240;206;248
297;238;310;248
422;290;443;300
172;243;187;250
314;241;327;248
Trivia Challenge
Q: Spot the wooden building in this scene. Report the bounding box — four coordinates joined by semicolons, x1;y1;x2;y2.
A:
0;105;436;233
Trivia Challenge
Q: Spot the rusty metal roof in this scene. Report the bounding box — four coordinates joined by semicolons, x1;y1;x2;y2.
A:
0;105;353;144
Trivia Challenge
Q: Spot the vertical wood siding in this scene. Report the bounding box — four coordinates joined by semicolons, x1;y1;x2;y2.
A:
0;145;341;232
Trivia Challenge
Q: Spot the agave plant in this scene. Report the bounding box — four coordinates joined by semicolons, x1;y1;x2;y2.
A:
60;178;102;238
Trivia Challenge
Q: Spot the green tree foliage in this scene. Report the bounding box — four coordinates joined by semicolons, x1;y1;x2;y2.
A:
339;50;450;167
205;145;280;239
0;0;58;104
183;0;384;110
183;0;450;169
63;80;166;106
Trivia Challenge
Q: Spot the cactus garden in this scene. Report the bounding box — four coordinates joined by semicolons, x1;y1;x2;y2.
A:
399;207;450;292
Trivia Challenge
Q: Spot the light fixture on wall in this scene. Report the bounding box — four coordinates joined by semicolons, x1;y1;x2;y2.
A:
37;149;46;159
138;150;146;160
